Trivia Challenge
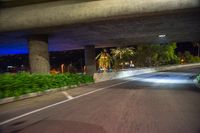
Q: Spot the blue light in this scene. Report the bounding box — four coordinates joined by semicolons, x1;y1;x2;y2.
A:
0;42;28;55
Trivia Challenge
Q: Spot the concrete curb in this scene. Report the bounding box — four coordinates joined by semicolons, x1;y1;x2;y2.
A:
0;83;94;105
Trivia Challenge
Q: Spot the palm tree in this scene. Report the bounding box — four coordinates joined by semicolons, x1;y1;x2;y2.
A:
111;47;135;69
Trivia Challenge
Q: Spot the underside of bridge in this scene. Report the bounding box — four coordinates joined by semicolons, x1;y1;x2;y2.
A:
0;8;199;53
0;0;199;74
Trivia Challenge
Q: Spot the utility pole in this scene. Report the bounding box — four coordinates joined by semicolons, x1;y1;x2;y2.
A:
194;42;200;57
197;43;200;57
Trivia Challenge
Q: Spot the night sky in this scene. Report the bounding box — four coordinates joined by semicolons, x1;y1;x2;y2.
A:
176;42;198;55
0;42;198;72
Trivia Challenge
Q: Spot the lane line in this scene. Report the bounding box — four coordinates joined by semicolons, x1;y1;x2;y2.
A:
62;91;74;99
0;80;130;126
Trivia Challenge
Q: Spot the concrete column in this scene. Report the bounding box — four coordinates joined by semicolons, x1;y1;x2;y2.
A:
84;45;96;76
28;35;50;74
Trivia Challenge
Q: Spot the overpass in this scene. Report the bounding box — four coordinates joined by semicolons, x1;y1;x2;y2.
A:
0;0;200;75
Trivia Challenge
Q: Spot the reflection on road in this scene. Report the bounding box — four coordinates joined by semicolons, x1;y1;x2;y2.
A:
126;72;196;84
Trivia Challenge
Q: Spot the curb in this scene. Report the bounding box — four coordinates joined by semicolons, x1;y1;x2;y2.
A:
0;83;94;105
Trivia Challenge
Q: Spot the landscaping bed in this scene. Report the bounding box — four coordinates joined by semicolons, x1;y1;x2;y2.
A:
0;72;94;99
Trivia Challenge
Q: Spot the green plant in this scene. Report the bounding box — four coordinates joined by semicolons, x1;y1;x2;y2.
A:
182;51;200;63
111;47;135;69
197;74;200;84
0;72;94;99
134;43;180;67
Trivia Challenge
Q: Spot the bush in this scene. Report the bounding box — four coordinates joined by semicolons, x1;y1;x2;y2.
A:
197;74;200;84
0;72;94;99
183;51;200;63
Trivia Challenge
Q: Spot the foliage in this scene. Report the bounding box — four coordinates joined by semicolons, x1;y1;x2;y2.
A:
111;47;135;69
181;51;200;63
134;44;159;67
96;49;112;70
0;72;94;99
134;43;179;67
197;74;200;84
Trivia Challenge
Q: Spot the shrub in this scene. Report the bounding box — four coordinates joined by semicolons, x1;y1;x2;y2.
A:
197;74;200;84
0;72;94;99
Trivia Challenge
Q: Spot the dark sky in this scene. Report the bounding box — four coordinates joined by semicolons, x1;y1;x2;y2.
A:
0;42;198;72
176;42;198;56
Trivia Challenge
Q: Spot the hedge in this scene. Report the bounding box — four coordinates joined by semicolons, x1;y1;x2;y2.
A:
0;72;94;99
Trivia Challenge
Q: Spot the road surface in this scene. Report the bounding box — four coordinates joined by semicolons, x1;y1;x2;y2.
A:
0;66;200;133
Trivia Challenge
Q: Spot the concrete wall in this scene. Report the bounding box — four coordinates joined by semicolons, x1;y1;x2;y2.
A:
94;63;200;82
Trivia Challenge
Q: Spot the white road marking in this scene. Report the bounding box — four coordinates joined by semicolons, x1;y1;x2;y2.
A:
62;91;74;99
0;80;129;126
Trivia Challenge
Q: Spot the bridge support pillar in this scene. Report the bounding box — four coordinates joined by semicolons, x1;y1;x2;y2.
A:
84;45;96;76
28;35;50;74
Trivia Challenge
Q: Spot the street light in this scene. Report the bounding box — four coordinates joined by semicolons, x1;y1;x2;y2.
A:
158;34;166;38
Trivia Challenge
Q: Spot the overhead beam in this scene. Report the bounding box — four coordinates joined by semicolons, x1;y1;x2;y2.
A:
0;0;199;32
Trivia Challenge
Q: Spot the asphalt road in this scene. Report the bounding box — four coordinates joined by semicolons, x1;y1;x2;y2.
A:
0;66;200;133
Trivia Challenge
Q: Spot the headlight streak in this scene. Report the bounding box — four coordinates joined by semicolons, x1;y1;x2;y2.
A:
126;72;195;84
